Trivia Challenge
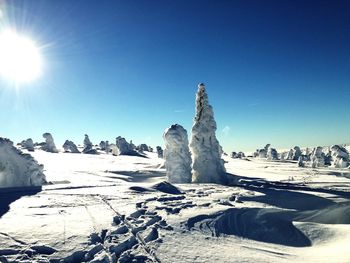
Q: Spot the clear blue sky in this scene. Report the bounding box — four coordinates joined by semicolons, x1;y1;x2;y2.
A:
0;0;349;152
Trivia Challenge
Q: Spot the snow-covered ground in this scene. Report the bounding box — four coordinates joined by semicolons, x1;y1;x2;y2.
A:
0;150;349;262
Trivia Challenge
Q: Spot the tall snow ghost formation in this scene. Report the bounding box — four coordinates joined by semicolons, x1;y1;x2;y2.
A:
163;124;192;183
63;140;80;153
21;138;34;152
41;133;58;153
190;83;227;184
310;147;325;168
0;138;46;187
331;145;349;168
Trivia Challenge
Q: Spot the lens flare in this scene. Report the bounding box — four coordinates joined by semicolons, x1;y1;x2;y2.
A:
0;29;43;83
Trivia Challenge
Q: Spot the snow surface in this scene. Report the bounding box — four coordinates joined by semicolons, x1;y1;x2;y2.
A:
0;149;350;262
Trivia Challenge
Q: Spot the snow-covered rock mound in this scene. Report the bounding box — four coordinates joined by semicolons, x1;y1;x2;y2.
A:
41;133;58;153
63;140;80;153
163;124;192;183
0;138;46;187
190;83;227;184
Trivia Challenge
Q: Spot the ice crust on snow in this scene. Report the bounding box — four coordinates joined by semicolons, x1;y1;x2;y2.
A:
163;124;192;183
41;133;58;153
0;138;46;187
190;83;227;184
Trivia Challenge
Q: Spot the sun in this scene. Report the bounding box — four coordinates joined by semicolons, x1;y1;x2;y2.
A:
0;29;43;84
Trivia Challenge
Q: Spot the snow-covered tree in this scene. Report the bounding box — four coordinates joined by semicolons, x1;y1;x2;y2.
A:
258;149;267;158
298;156;305;167
83;134;93;153
156;146;163;158
190;83;227;184
310;147;325;168
285;149;294;160
267;147;278;160
63;140;80;153
105;140;110;154
0;138;46;187
331;145;349;168
99;141;106;150
116;136;136;155
292;146;302;160
41;133;58;153
82;134;98;154
22;138;34;152
163;124;192;183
